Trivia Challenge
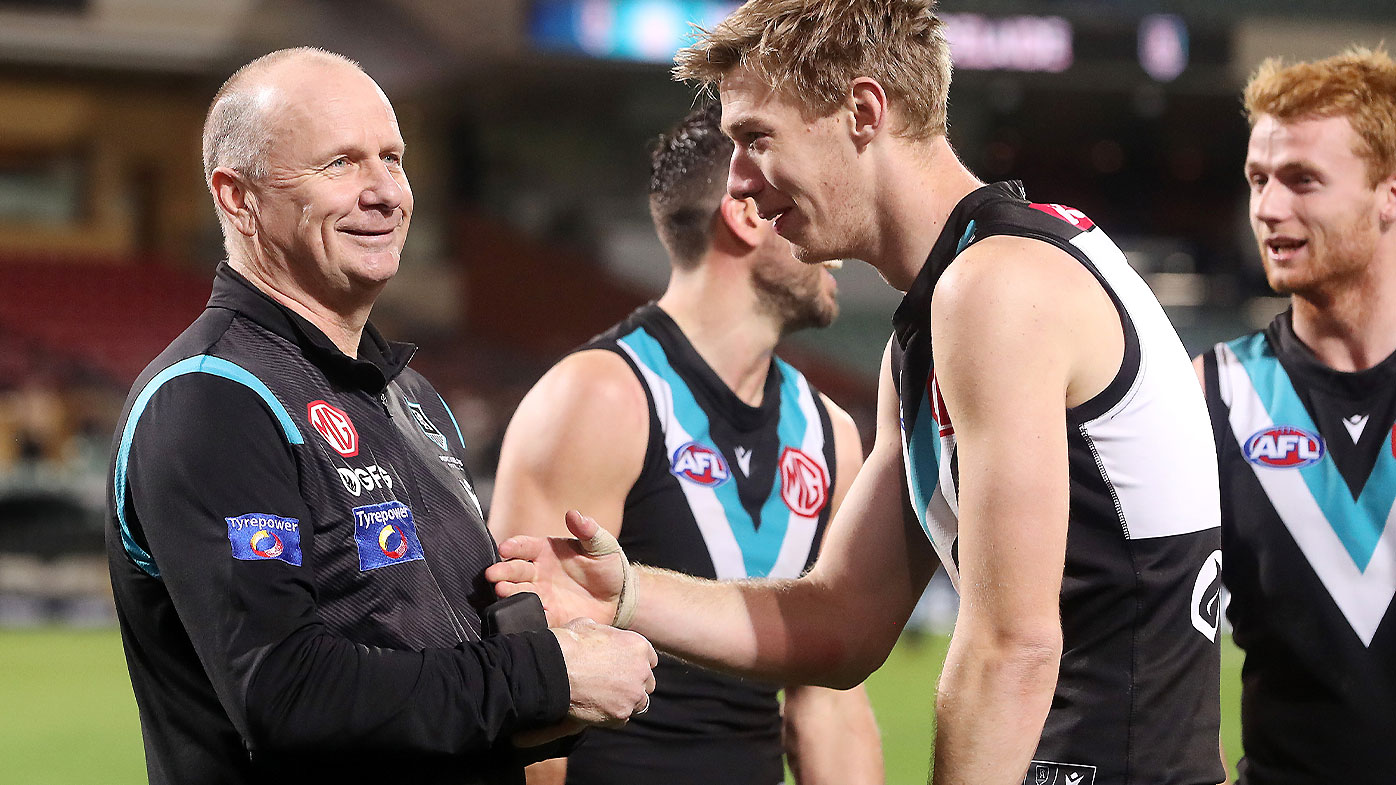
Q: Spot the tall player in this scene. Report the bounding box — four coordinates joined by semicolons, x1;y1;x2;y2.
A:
489;101;883;785
489;2;1225;784
1196;48;1396;784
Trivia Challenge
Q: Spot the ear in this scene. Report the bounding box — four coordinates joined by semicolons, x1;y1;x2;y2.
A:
210;167;258;238
1379;172;1396;226
717;194;765;249
848;77;889;149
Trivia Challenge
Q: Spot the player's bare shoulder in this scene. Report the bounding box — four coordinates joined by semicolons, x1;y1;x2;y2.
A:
497;348;650;485
932;234;1123;407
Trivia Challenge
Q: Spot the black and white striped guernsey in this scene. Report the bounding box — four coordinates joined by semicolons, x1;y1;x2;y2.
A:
891;181;1224;785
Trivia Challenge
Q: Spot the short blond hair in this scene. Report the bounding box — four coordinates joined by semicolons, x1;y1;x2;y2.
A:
673;0;951;139
1244;47;1396;186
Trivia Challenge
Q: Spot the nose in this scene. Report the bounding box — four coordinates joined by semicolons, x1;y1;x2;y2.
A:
1251;180;1290;226
361;157;406;212
728;147;763;202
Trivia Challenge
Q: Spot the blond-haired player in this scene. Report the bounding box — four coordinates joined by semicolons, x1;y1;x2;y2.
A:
493;3;1225;783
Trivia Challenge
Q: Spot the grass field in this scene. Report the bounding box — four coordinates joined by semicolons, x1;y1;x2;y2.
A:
1;627;1244;784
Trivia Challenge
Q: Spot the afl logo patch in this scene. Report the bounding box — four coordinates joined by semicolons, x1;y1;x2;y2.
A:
670;442;730;487
308;400;358;457
1244;426;1324;468
779;447;828;517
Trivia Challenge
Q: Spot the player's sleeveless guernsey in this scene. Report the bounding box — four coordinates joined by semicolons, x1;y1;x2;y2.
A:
892;182;1224;785
1201;313;1396;785
564;304;837;785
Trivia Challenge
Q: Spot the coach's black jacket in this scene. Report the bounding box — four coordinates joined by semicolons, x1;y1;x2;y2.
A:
106;263;569;785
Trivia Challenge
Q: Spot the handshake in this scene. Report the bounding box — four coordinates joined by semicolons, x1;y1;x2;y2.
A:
489;511;653;747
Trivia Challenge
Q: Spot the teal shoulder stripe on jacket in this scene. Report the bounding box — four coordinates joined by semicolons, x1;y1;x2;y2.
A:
114;355;304;578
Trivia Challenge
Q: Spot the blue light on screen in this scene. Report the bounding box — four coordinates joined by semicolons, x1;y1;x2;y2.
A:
530;0;741;63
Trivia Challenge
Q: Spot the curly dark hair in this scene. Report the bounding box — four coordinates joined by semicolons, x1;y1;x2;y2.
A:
648;99;733;268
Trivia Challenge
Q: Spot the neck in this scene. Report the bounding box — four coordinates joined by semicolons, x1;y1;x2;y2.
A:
656;265;781;407
1290;252;1396;372
229;257;373;358
865;135;984;292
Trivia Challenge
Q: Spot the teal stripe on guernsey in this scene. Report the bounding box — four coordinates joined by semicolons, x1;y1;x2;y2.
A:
1230;333;1395;571
619;328;791;577
114;355;305;578
956;219;978;254
905;387;943;541
753;359;808;570
436;392;466;449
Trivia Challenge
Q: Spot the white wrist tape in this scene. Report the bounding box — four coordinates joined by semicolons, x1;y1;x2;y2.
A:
580;525;637;629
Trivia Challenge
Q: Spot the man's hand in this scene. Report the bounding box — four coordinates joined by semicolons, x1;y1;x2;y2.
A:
513;617;658;747
487;511;627;626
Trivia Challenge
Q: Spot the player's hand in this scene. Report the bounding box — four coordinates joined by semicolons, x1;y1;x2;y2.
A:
487;510;626;626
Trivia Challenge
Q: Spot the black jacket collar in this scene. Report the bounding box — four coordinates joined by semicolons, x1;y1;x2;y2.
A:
206;261;416;392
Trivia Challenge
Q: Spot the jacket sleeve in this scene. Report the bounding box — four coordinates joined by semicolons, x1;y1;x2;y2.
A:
123;371;570;757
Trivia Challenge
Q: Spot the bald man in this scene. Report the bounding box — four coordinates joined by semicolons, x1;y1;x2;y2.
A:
105;48;657;785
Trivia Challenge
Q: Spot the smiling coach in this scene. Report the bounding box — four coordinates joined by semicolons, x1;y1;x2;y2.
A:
105;47;657;785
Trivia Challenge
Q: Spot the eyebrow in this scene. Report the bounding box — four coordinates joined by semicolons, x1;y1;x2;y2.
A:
723;116;762;138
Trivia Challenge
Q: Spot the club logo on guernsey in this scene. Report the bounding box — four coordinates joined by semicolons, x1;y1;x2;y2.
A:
352;501;425;571
1244;426;1325;469
308;400;358;457
406;399;448;450
779;447;828;517
670;441;730;487
225;513;303;566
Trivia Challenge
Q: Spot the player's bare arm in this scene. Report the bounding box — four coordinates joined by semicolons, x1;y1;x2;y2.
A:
489;349;648;556
927;235;1123;785
784;682;883;785
488;341;941;688
783;397;884;785
488;349;651;785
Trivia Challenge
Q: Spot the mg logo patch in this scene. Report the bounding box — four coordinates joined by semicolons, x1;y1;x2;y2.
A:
670;442;730;487
308;400;358;457
779;447;829;517
1244;426;1324;469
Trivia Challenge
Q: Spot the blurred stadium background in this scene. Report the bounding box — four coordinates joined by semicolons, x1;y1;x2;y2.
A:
1;0;1391;782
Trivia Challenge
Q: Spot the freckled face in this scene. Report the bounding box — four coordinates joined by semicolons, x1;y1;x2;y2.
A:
1245;114;1383;297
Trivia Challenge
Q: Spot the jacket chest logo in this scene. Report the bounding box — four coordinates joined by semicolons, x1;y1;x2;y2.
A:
308;400;359;457
406;399;449;450
352;501;425;570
